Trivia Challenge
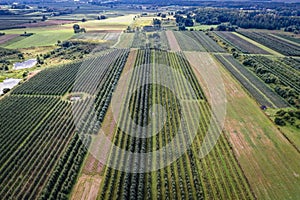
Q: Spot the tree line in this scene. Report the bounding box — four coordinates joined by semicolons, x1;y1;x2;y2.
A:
175;7;300;33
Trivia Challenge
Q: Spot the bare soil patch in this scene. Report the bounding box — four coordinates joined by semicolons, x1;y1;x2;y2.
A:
71;174;102;200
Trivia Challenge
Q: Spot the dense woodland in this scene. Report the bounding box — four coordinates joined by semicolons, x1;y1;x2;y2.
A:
193;8;300;31
174;7;300;32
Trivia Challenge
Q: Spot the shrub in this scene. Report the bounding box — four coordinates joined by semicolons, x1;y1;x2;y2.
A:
275;117;286;126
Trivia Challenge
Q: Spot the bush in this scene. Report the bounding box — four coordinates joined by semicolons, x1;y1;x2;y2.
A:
276;110;286;116
275;117;286;126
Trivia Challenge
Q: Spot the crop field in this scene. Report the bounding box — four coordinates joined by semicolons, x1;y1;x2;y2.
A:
274;33;300;44
0;35;27;48
62;15;135;31
131;17;154;28
238;31;300;56
183;31;226;53
243;55;300;107
173;31;206;51
214;31;270;54
0;19;76;30
146;32;170;50
279;57;300;71
70;49;138;200
114;33;135;48
18;20;76;28
187;25;218;31
165;30;181;51
214;54;289;108
4;30;74;49
249;56;300;94
0;19;31;30
71;32;108;41
215;59;300;200
0;49;130;199
97;49;254;200
12;62;81;95
0;34;19;45
131;31;147;48
131;31;170;50
1;2;300;199
265;107;300;151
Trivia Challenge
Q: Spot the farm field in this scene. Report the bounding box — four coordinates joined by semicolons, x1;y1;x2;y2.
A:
215;60;300;200
1;1;300;200
242;55;300;107
62;15;135;31
183;31;226;52
0;19;35;30
279;57;300;71
173;31;206;51
0;35;27;47
214;31;270;54
131;31;170;50
269;33;300;47
166;30;181;51
17;20;76;28
3;29;74;49
0;49;130;199
246;56;300;93
113;33;135;48
0;34;19;45
97;49;254;200
238;31;300;56
231;32;283;56
131;16;154;28
0;14;136;49
214;54;289;108
273;33;300;44
187;25;218;30
279;125;300;151
70;49;138;200
71;32;108;42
